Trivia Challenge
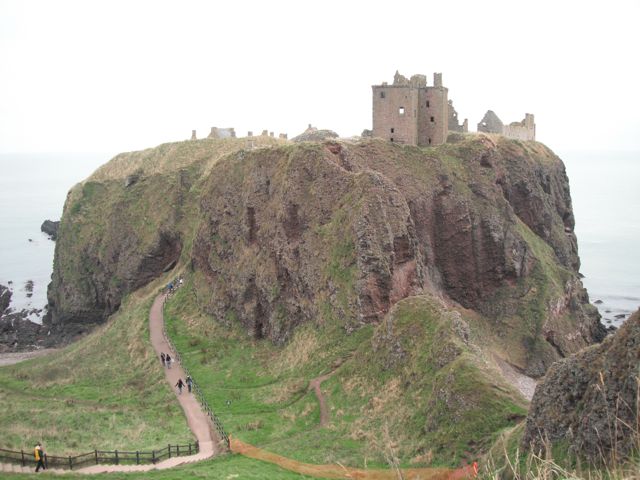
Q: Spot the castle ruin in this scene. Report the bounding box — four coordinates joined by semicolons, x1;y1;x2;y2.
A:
373;71;535;145
478;111;535;141
208;127;236;139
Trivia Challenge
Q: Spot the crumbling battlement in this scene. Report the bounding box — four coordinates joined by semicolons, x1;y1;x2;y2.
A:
189;128;288;144
448;100;468;133
478;111;535;141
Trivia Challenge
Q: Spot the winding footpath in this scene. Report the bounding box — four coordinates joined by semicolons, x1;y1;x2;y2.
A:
309;372;334;428
0;293;221;475
77;293;221;473
1;293;477;478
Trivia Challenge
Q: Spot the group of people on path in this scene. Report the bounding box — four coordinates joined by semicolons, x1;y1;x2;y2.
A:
160;352;192;395
160;351;173;369
175;376;192;395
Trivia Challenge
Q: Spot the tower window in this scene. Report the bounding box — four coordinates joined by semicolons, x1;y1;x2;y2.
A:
399;107;405;115
390;137;394;142
390;128;394;133
430;116;435;122
428;138;432;145
426;101;430;107
380;91;386;98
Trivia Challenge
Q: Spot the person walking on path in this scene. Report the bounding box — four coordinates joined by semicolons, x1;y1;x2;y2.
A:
160;352;166;367
176;378;185;395
34;442;45;472
186;375;193;393
165;353;172;369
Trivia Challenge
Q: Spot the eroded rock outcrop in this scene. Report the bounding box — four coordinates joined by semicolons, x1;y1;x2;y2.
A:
522;309;639;460
40;220;60;240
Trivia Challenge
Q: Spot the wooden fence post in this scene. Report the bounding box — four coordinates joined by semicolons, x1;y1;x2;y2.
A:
188;443;192;455
168;444;171;458
68;456;73;470
136;450;140;465
21;449;25;467
115;450;119;465
95;449;98;464
177;444;180;456
152;450;156;464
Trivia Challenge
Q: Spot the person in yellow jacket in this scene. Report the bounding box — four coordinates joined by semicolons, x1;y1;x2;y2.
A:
34;442;45;472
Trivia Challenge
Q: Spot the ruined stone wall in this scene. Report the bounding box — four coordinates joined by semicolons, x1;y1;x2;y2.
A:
372;85;419;145
477;110;504;134
448;100;468;133
503;114;535;141
208;127;236;139
478;111;535;141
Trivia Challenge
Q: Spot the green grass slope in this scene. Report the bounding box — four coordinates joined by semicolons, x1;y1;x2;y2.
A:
0;284;192;454
165;282;527;468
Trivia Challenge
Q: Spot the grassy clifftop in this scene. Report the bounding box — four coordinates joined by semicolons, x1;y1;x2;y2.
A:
89;136;285;182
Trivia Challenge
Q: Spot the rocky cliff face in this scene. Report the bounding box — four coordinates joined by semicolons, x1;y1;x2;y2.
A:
190;135;602;375
42;137;283;343
522;309;639;460
43;135;603;374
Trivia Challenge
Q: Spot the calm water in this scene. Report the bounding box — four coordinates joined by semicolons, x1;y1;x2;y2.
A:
562;150;640;327
0;150;638;326
0;153;107;321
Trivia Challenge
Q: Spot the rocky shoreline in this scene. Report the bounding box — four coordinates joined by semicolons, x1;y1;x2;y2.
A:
0;283;61;353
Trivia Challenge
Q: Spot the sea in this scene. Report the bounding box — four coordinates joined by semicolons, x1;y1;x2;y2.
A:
0;150;638;327
0;153;108;322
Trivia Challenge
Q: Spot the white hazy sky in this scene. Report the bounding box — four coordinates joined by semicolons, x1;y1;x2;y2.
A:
1;0;639;156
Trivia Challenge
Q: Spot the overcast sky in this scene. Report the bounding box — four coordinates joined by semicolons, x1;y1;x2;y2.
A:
1;0;639;156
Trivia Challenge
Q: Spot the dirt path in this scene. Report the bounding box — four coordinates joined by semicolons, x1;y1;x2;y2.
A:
309;372;333;427
0;348;58;367
77;293;221;473
231;438;475;480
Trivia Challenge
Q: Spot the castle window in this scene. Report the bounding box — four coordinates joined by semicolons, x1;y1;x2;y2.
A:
399;107;405;115
428;138;432;145
430;116;435;122
390;128;394;133
390;138;394;142
380;91;386;99
426;101;430;107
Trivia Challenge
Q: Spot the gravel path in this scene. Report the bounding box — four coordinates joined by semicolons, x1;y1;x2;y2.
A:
0;348;58;367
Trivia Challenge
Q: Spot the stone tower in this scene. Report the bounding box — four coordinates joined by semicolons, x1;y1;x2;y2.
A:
372;71;449;146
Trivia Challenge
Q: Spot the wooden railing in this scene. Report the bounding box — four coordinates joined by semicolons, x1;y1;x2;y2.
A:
162;292;230;449
0;442;198;470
